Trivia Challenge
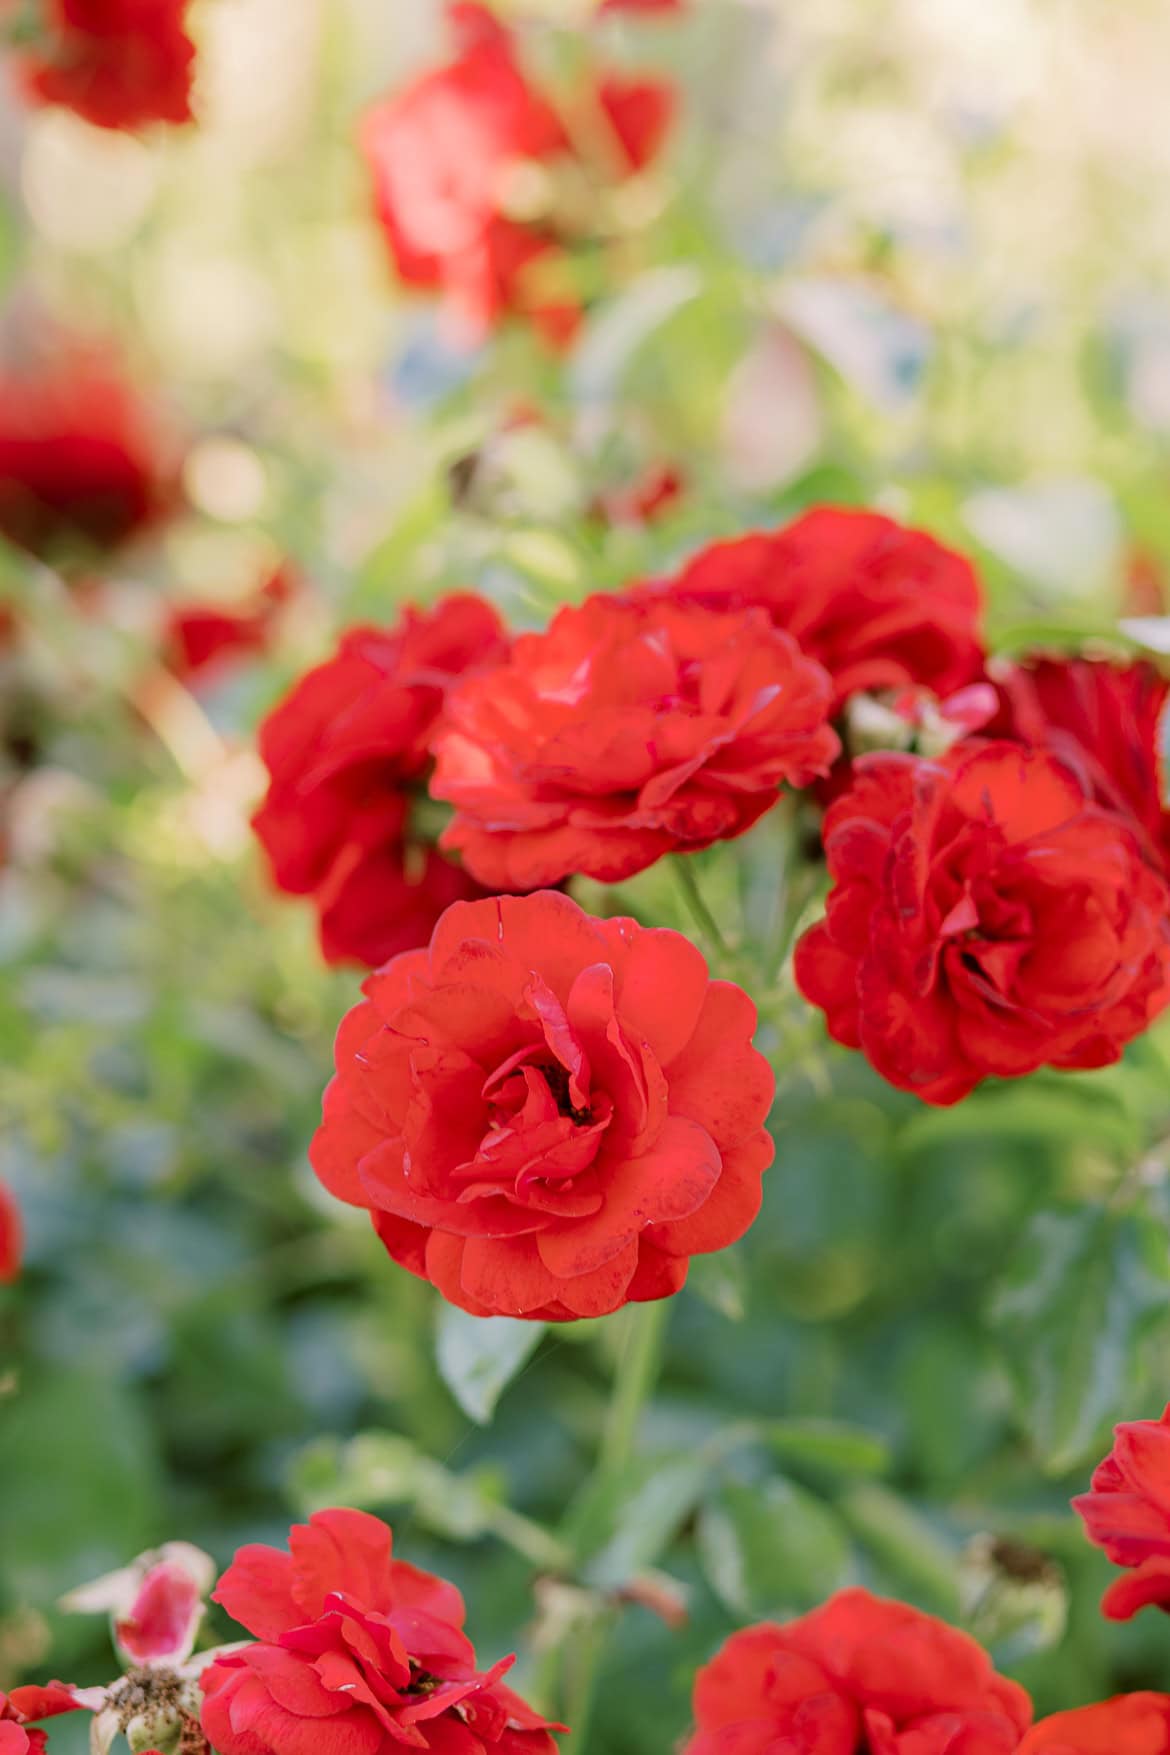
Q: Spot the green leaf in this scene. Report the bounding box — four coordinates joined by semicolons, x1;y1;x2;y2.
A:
566;1452;713;1590
697;1477;850;1616
988;1203;1170;1472
764;1418;891;1479
839;1483;959;1618
435;1308;545;1425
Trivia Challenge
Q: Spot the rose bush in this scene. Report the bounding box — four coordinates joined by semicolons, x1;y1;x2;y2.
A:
432;596;837;889
795;741;1170;1104
310;888;774;1318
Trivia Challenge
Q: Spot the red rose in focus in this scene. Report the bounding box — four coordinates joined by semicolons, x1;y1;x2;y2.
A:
433;596;838;890
0;353;174;568
1073;1403;1170;1620
201;1507;561;1755
991;657;1170;874
0;1180;21;1283
311;891;774;1319
684;1588;1031;1755
252;593;507;967
361;4;674;346
16;0;196;131
659;507;986;711
795;742;1170;1105
1019;1695;1170;1753
165;569;294;690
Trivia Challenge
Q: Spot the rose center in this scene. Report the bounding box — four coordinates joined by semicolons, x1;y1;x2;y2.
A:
538;1060;594;1125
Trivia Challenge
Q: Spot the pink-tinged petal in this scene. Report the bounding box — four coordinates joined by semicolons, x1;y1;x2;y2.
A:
214;1546;302;1641
537;1117;720;1277
115;1557;205;1665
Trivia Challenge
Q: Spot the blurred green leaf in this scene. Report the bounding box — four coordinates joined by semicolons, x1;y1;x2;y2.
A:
988;1203;1170;1472
567;1452;713;1590
763;1418;891;1479
435;1309;546;1426
839;1483;959;1618
697;1476;850;1616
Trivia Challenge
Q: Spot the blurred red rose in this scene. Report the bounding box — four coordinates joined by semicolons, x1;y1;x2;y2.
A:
433;596;838;890
795;741;1170;1105
201;1508;561;1755
658;506;986;711
991;657;1170;874
361;3;675;346
252;593;507;966
0;353;175;569
684;1589;1031;1755
164;569;294;690
598;0;684;12
311;890;774;1319
0;1180;22;1283
1073;1403;1170;1621
15;0;196;131
314;838;492;970
592;462;684;527
1019;1695;1170;1753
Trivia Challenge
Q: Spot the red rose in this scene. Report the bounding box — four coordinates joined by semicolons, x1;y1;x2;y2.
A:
16;0;195;132
658;507;986;711
315;840;492;971
991;657;1170;874
251;593;507;966
0;352;175;568
1073;1403;1170;1620
794;741;1170;1105
684;1589;1031;1755
310;890;774;1319
200;1508;561;1755
361;4;675;346
0;1179;22;1283
433;596;838;891
0;1694;46;1755
1019;1695;1170;1753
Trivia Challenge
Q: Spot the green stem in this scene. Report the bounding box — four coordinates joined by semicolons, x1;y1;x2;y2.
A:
563;1299;671;1751
673;858;731;961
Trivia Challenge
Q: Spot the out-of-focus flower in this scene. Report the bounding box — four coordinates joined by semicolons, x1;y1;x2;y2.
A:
0;350;176;571
163;569;294;691
657;506;986;711
1019;1695;1170;1752
201;1507;563;1755
311;891;774;1319
361;3;676;346
252;593;507;967
61;1543;216;1668
598;0;685;13
433;596;838;890
990;656;1170;875
795;742;1170;1105
591;462;684;527
683;1588;1031;1753
1073;1403;1170;1621
12;0;196;132
0;1180;23;1283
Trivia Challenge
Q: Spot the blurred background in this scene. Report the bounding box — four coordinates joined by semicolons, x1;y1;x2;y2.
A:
5;1;1170;1749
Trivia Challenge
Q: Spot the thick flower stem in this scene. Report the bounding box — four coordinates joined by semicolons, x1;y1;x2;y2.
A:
562;1299;672;1751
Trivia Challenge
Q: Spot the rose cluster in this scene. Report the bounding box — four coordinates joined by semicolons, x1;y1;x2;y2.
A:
13;1505;1170;1755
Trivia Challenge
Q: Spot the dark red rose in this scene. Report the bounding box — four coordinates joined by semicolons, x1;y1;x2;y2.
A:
657;507;986;711
361;4;675;346
432;596;838;891
1073;1403;1170;1620
201;1508;561;1755
0;1179;22;1283
684;1589;1032;1755
16;0;195;131
0;353;175;568
251;593;507;966
1019;1696;1170;1753
991;657;1170;874
164;568;293;690
310;890;774;1319
794;741;1170;1105
314;839;493;971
